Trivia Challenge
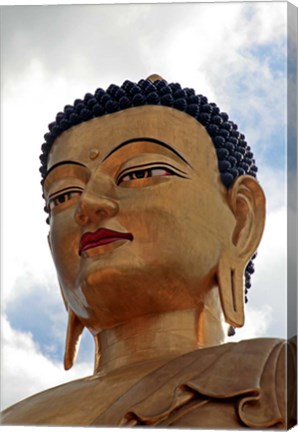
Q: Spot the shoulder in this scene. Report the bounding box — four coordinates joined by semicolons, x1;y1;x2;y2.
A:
179;337;296;429
1;375;96;426
96;338;295;429
1;338;295;428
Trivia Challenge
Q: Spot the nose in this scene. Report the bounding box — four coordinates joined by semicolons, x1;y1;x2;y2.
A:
74;189;119;227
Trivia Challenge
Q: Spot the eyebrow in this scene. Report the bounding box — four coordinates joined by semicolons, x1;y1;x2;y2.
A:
102;138;192;167
44;160;87;181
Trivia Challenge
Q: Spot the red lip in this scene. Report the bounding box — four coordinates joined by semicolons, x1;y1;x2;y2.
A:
79;228;133;255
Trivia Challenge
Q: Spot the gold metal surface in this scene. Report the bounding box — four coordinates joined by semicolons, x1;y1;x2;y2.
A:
1;104;293;428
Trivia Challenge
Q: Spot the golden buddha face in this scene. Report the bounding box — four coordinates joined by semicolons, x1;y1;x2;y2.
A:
44;106;239;334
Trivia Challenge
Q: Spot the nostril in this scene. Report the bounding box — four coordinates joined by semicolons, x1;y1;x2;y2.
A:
75;193;119;225
96;199;119;217
75;211;89;225
96;205;117;217
96;209;107;217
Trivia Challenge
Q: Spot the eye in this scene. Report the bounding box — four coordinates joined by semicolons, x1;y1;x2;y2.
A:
48;189;82;211
117;167;173;185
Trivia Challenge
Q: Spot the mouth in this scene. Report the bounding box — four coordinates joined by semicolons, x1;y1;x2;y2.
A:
79;228;133;255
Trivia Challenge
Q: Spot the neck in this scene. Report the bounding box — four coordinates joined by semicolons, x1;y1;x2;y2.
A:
95;300;226;375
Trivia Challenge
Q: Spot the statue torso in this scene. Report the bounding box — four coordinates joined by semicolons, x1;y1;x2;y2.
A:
1;338;295;429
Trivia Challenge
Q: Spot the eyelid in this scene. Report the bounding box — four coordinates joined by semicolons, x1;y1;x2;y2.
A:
45;177;86;202
48;186;84;201
43;166;90;197
47;187;84;214
116;162;188;185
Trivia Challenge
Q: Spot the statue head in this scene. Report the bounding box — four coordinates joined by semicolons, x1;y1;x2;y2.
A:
40;75;265;369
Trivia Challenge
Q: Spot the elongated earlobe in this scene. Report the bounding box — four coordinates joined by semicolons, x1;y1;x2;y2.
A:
94;335;101;373
48;230;87;368
64;307;85;370
218;254;245;328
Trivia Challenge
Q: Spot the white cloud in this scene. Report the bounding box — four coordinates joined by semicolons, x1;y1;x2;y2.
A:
258;166;286;212
1;1;290;414
1;315;93;410
231;304;273;342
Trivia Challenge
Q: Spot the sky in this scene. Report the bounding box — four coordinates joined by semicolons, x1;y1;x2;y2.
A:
0;0;296;418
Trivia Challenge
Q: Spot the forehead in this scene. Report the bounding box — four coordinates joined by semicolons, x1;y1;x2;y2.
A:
47;105;217;170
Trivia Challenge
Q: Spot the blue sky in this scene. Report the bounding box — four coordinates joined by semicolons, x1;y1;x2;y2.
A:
1;1;295;412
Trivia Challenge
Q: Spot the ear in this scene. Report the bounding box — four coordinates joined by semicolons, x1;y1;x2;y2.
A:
64;307;85;370
228;175;266;260
218;175;266;328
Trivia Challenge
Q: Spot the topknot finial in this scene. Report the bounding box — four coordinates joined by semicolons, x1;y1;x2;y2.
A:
146;74;166;82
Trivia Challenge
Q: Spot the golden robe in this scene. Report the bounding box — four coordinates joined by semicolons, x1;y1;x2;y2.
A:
1;338;296;428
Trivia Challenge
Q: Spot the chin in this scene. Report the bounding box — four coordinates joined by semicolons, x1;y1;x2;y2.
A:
74;263;199;332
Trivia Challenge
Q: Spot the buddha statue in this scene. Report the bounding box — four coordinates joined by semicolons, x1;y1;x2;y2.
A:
1;75;296;428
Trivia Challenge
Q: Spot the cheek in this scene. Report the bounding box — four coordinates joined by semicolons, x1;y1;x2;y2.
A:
117;186;201;266
50;209;80;287
130;182;232;266
119;195;183;245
